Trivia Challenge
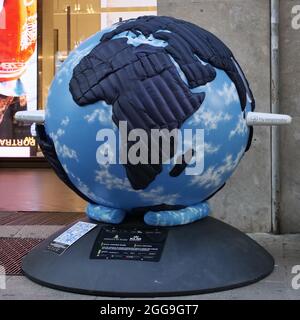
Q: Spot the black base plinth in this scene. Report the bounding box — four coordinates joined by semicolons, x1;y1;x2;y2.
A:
22;217;274;297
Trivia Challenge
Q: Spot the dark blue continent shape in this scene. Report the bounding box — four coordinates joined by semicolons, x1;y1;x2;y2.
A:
69;16;255;191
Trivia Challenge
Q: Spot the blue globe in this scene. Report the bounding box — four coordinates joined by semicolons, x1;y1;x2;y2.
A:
44;16;254;226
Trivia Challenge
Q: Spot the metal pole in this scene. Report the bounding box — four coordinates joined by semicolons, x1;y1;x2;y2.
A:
271;0;280;234
67;6;71;54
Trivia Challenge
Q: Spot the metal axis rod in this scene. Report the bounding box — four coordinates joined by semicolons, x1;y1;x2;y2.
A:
271;0;280;234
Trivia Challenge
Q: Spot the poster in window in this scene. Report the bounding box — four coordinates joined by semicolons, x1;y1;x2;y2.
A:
0;0;37;157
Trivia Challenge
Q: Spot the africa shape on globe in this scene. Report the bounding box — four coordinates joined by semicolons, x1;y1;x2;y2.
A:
43;16;255;227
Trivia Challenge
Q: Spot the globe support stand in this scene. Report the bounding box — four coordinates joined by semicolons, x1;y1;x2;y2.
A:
22;216;274;297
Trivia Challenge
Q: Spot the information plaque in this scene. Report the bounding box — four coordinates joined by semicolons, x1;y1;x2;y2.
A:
91;226;168;262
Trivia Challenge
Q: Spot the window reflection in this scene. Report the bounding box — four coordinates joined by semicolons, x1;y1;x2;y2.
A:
41;0;157;108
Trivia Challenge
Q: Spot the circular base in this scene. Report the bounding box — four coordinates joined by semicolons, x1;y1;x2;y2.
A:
22;217;274;297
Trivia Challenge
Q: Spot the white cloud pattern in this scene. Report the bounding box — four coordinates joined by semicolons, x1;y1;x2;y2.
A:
76;178;97;200
190;146;245;189
50;129;79;162
84;108;112;124
62;163;97;200
61;117;70;127
139;187;180;205
217;82;239;106
95;166;132;191
189;108;232;130
205;143;220;154
229;114;248;139
95;166;180;205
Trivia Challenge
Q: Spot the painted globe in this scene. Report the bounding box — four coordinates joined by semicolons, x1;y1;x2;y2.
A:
44;16;255;226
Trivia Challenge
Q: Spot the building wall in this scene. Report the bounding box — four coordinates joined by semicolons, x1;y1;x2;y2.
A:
158;0;272;232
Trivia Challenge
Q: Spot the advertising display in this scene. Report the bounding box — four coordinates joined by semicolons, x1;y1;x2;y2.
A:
0;0;37;157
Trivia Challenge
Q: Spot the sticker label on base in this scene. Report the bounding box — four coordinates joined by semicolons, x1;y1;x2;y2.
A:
47;221;97;255
90;226;168;262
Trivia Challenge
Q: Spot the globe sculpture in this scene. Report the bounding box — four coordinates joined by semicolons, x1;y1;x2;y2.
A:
40;16;256;227
17;15;291;297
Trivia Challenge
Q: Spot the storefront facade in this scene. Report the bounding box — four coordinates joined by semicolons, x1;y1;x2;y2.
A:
0;0;157;163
